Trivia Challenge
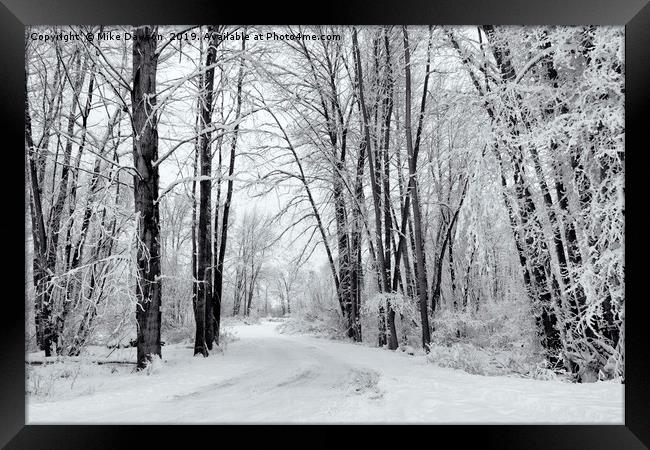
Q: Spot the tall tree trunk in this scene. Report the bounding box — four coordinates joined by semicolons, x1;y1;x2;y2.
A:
191;131;198;328
131;26;162;369
25;78;50;355
350;121;366;342
353;28;397;350
212;115;224;323
286;282;291;315
214;36;246;345
402;26;431;350
38;50;86;355
391;27;433;348
194;30;218;355
381;30;398;350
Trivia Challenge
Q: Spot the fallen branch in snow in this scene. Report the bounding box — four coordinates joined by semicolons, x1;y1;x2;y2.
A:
26;359;136;366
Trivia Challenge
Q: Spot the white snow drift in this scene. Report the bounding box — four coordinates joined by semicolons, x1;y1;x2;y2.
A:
27;321;623;424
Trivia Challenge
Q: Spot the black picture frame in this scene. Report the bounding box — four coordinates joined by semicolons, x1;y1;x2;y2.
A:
2;0;647;447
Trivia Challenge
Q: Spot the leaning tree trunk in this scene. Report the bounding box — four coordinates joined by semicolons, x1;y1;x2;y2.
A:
131;26;162;370
266;108;345;317
451;27;563;366
482;26;564;363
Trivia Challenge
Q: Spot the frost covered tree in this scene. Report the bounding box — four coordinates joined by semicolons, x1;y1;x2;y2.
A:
447;25;624;380
130;25;163;369
25;24;624;383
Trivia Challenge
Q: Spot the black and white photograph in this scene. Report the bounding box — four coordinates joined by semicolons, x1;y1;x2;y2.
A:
24;24;625;424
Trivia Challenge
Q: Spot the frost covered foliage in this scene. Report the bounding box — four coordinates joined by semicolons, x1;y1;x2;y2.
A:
277;310;347;340
359;277;550;377
44;224;139;358
364;293;417;320
161;321;194;345
481;26;623;380
25;24;623;382
437;25;625;381
426;344;558;380
432;299;535;350
427;299;546;377
360;292;421;348
276;264;347;339
27;359;129;399
215;327;240;352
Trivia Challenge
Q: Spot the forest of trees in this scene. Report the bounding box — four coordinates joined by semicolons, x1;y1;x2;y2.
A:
25;25;624;382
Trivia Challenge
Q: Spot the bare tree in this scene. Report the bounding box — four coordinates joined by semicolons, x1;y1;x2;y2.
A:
131;25;162;369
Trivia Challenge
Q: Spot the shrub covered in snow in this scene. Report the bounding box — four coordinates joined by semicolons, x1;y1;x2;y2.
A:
425;341;550;378
27;358;128;399
142;355;163;376
162;323;194;345
422;297;548;377
426;343;490;375
432;299;536;350
276;310;346;339
212;327;239;353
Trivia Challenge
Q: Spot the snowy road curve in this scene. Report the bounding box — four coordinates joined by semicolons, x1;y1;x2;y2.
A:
28;321;623;424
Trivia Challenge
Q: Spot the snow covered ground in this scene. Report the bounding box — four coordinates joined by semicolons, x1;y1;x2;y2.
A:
27;320;623;424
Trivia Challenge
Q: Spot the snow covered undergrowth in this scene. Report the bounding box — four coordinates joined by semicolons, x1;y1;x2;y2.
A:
276;312;345;339
27;321;623;424
278;309;553;380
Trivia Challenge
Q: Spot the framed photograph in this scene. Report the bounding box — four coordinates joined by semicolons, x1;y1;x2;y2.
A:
2;0;647;447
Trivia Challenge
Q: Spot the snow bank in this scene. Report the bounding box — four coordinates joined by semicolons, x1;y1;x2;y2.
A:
27;321;623;424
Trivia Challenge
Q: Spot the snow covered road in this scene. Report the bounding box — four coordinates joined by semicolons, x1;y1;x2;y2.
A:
27;321;623;424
